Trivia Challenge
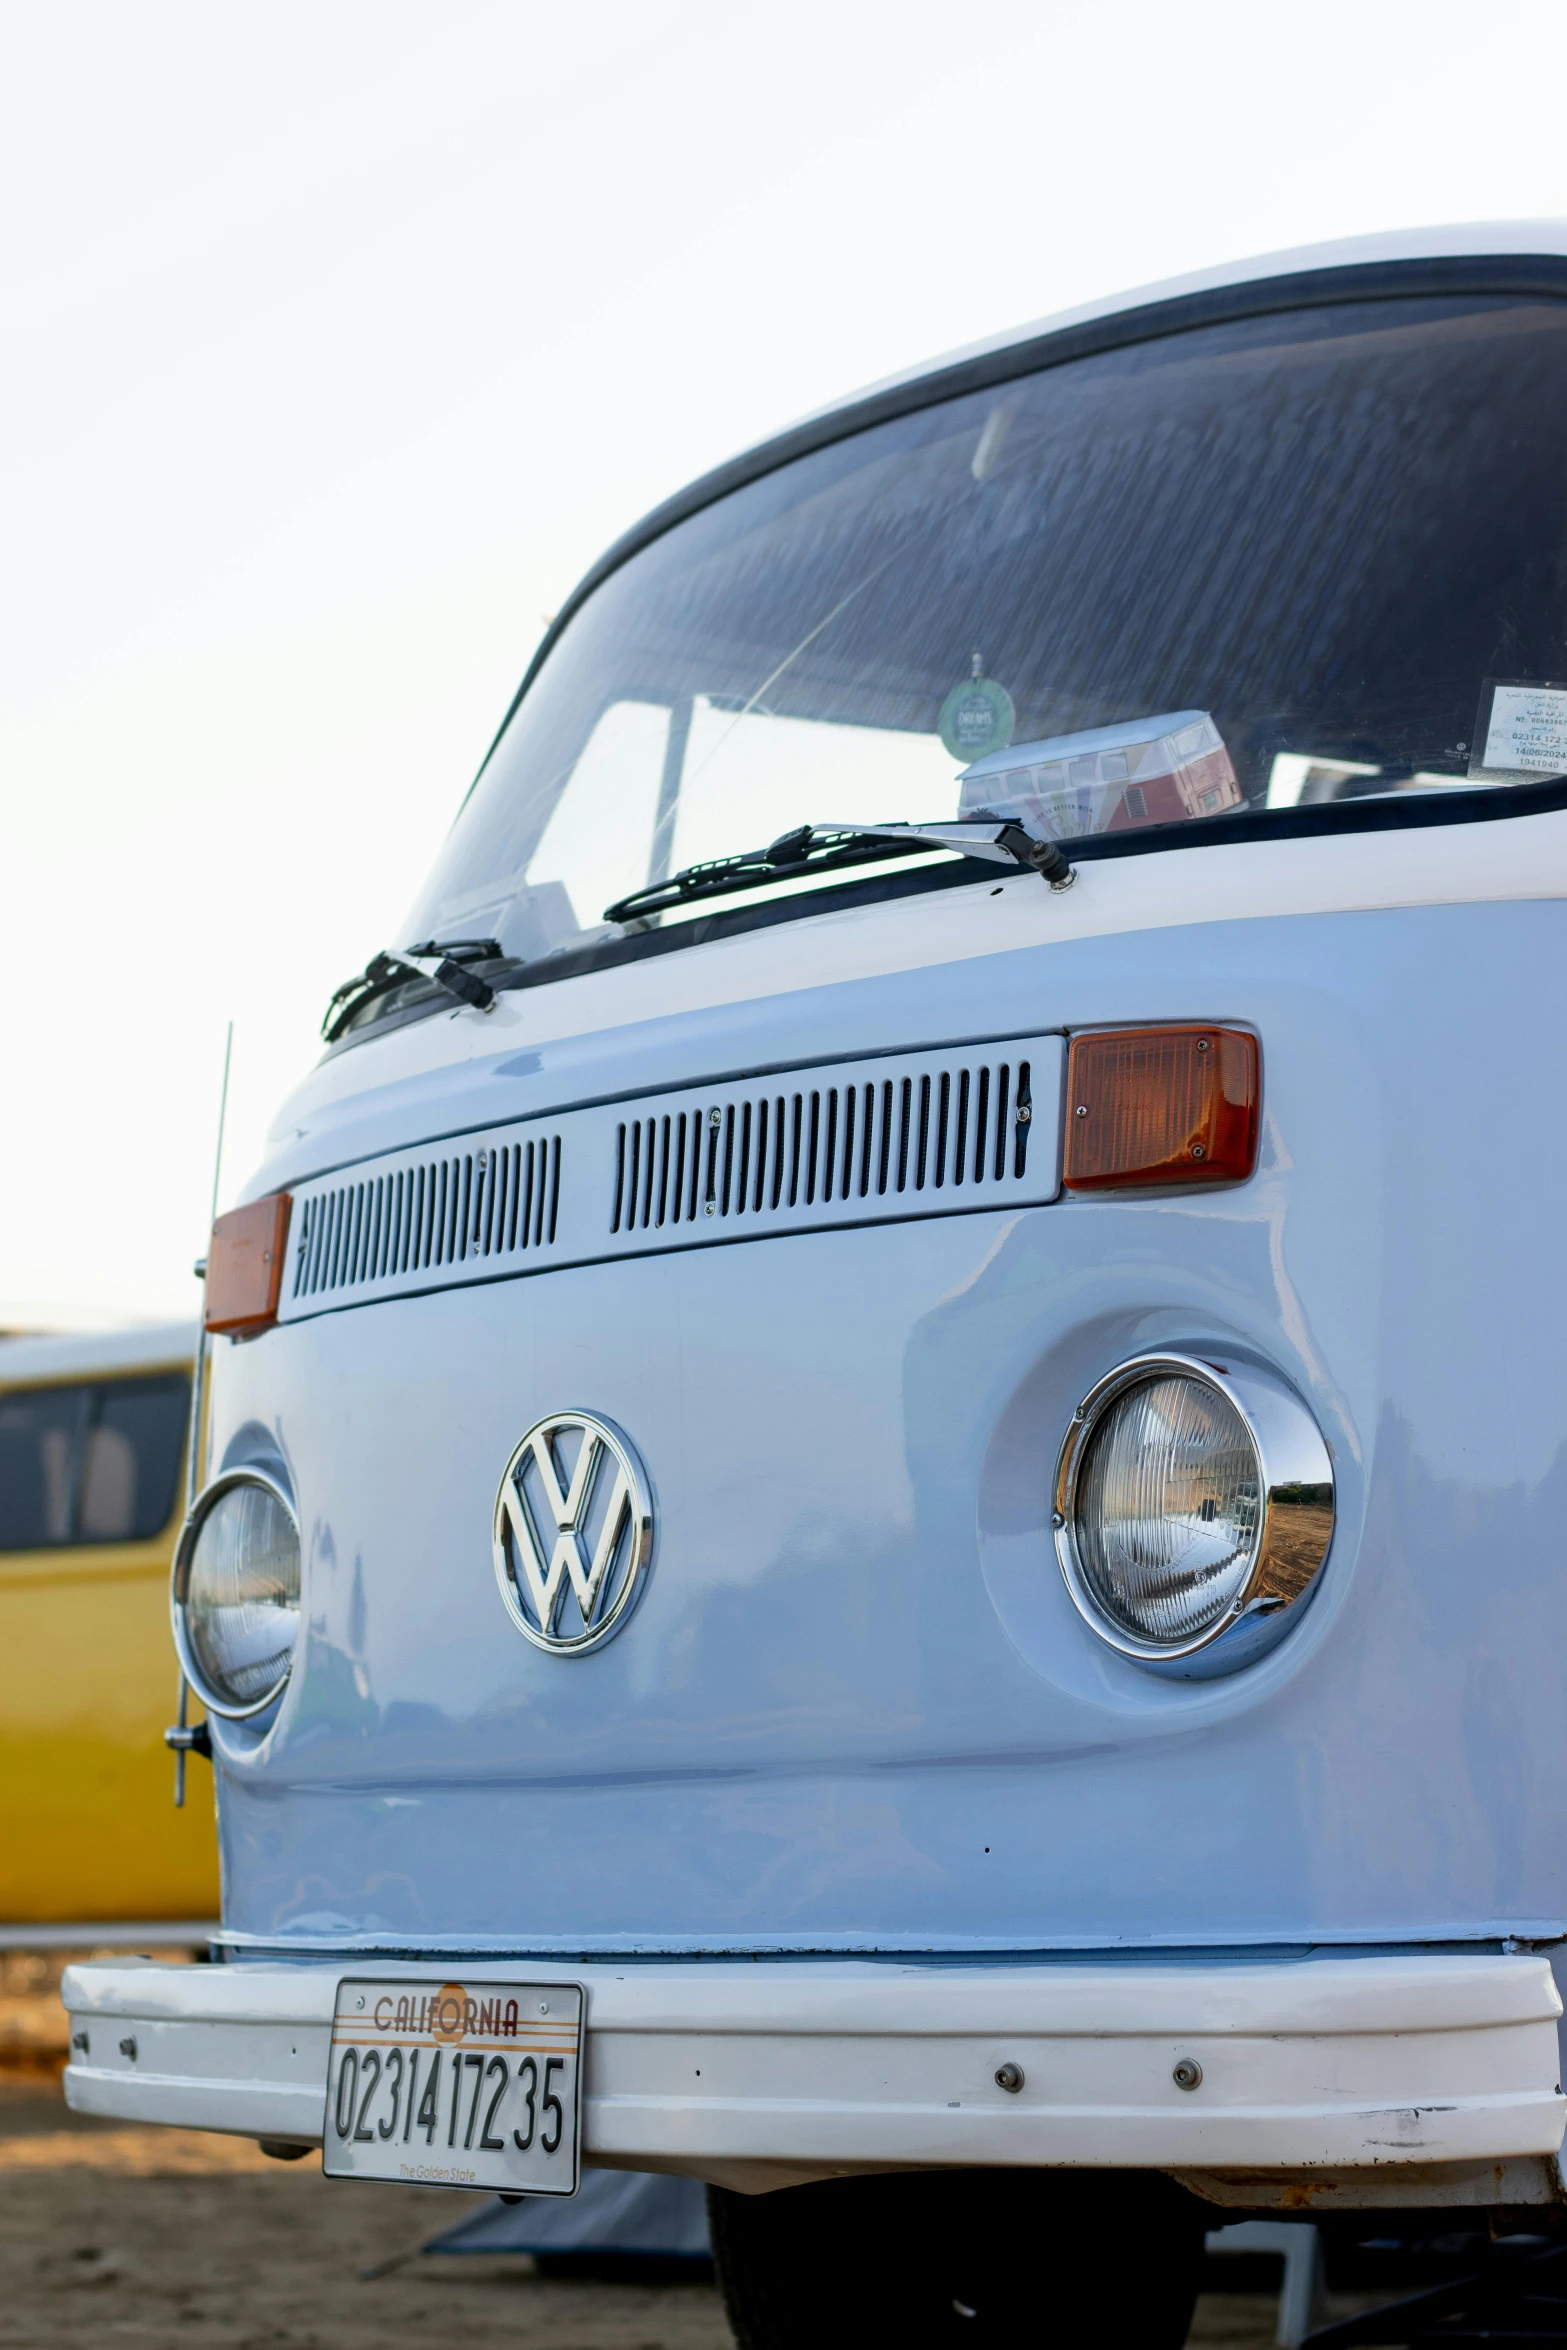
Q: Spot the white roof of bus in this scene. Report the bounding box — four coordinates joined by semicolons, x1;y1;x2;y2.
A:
0;1322;196;1385
795;220;1567;430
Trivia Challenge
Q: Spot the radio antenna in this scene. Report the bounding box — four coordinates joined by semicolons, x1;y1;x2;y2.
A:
169;1021;233;1809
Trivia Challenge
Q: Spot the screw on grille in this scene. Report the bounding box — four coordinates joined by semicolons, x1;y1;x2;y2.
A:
1172;2058;1202;2091
119;2036;138;2062
995;2062;1024;2094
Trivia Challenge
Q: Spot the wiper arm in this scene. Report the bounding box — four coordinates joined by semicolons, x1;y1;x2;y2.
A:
852;818;1076;890
601;817;1073;926
322;938;503;1044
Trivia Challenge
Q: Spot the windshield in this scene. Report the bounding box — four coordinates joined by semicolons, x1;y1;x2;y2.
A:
399;292;1567;973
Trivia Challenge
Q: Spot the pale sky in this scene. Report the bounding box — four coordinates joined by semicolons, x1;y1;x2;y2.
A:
5;0;1567;1327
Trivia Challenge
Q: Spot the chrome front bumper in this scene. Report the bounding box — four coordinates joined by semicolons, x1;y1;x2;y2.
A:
62;1950;1566;2200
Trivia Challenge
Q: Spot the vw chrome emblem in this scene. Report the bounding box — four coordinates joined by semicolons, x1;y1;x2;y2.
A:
492;1412;654;1655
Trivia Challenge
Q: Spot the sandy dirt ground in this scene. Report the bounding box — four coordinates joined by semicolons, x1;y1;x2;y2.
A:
0;1966;1320;2349
0;2075;1308;2350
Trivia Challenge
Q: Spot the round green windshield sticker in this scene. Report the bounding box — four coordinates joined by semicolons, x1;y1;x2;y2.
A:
938;670;1015;763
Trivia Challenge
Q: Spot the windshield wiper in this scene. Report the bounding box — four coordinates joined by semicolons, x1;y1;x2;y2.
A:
322;938;505;1044
326;825;1076;1042
602;817;1073;926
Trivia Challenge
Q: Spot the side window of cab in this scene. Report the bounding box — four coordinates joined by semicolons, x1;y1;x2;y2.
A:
0;1374;189;1554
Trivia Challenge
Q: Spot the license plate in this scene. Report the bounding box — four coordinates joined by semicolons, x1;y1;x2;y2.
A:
322;1977;583;2193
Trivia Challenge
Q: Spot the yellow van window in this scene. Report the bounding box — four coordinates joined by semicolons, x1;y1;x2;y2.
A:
0;1374;189;1550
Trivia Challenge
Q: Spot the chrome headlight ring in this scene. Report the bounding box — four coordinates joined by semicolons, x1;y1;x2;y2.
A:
1053;1350;1335;1674
171;1465;302;1720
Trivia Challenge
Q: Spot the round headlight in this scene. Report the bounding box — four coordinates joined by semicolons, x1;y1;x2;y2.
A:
173;1469;301;1718
1054;1352;1334;1669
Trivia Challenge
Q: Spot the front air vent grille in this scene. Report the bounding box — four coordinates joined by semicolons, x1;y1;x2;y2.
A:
611;1045;1055;1239
291;1136;561;1303
275;1030;1063;1321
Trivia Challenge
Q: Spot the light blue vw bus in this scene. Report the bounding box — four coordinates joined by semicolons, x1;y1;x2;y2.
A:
64;223;1567;2345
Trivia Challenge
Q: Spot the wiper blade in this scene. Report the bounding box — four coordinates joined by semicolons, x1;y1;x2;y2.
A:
602;827;915;925
322;938;504;1044
601;818;1072;926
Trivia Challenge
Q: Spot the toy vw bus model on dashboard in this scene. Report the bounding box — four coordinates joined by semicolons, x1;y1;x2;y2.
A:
63;225;1567;2344
958;709;1243;841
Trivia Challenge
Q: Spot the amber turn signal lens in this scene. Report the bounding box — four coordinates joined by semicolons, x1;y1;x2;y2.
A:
204;1193;292;1335
1063;1027;1258;1191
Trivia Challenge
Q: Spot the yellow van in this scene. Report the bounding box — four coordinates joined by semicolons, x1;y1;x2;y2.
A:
0;1324;217;1925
